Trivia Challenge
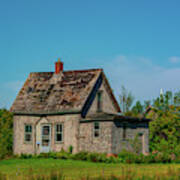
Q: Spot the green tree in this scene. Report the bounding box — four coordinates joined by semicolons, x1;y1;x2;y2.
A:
0;109;13;158
148;107;180;153
119;86;134;114
131;101;143;116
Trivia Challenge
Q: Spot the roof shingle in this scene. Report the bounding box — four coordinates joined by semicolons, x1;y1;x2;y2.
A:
10;69;102;113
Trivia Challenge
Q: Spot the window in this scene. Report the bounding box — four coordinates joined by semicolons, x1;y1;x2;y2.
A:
97;91;103;112
55;124;63;143
122;124;127;140
24;124;32;143
94;122;100;137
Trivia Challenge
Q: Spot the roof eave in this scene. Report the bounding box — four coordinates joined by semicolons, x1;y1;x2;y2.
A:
13;110;81;116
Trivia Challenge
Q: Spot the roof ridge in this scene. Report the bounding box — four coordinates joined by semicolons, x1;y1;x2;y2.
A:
30;68;103;74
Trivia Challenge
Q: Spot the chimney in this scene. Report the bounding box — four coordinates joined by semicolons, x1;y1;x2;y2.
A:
55;58;63;74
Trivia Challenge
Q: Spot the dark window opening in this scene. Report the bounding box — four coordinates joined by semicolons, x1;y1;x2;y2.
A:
24;125;32;142
94;122;100;137
55;124;63;142
123;125;127;140
97;91;103;112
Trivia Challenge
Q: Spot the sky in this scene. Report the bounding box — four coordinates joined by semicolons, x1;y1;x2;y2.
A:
0;0;180;109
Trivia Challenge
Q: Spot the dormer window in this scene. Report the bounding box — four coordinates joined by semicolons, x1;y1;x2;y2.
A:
97;90;103;112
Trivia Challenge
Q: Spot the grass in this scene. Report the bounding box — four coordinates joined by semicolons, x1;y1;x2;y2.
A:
1;158;180;179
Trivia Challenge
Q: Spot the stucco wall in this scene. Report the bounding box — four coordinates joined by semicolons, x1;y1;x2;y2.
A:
13;114;80;155
79;121;113;153
87;80;118;115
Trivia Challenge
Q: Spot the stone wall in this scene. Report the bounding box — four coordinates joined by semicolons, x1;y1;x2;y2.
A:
111;121;149;154
13;115;149;155
78;120;149;155
13;116;39;154
13;114;80;155
78;121;113;153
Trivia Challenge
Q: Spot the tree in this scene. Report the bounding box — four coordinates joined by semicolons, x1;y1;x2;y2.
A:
174;91;180;106
131;101;143;116
0;109;13;158
119;86;134;114
148;107;180;153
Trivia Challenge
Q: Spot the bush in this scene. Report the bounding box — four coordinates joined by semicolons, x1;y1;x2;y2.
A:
71;151;88;161
56;151;70;159
19;154;33;159
68;145;73;154
0;109;13;159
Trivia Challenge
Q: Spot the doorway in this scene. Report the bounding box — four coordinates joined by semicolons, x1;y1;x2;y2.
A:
40;124;51;153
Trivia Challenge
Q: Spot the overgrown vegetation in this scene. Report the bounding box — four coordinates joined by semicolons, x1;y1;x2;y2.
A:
0;109;13;159
13;149;180;164
1;158;180;179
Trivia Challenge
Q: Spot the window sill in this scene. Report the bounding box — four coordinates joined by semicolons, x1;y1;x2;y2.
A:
55;141;64;144
24;141;33;145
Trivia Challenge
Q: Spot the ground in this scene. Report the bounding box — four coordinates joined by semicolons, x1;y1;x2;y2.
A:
0;159;180;179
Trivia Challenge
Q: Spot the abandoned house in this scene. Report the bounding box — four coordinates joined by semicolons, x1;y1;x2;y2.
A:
10;59;151;155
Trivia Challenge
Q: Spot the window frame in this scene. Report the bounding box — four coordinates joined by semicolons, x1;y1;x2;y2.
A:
54;123;64;143
24;124;33;144
93;122;100;138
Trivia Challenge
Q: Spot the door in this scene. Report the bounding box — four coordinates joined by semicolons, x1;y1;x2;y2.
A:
40;124;51;153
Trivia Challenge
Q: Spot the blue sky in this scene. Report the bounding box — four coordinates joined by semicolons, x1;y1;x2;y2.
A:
1;0;180;108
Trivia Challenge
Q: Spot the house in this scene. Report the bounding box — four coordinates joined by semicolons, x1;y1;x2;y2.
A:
10;59;151;155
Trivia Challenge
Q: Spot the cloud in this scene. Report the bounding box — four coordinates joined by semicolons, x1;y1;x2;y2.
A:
169;56;180;63
102;55;180;103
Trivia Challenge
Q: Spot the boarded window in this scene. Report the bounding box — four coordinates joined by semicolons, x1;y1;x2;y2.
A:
94;122;100;137
24;124;32;142
55;124;63;142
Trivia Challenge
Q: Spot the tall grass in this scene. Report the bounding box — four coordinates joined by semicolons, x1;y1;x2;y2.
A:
1;166;180;180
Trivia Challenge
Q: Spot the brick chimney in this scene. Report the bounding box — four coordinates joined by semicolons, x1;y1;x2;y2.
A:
55;58;63;74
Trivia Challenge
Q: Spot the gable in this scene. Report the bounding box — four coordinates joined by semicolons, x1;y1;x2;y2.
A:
84;72;121;116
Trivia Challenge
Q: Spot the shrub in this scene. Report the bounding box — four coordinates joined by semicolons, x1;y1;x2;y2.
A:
71;151;88;161
56;152;70;160
87;152;101;162
68;145;73;154
19;154;32;159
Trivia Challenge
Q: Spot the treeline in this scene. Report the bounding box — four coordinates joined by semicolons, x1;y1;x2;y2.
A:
119;86;180;153
0;88;180;158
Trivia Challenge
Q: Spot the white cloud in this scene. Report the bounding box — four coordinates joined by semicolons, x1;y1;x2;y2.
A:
169;56;180;63
102;55;180;103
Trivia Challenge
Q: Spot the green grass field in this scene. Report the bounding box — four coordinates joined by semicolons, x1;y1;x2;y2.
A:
1;158;180;179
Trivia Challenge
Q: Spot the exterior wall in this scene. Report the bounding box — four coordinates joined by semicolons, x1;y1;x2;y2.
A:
13;115;39;154
87;80;118;115
79;121;113;153
47;115;80;153
111;121;149;154
13;114;80;155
